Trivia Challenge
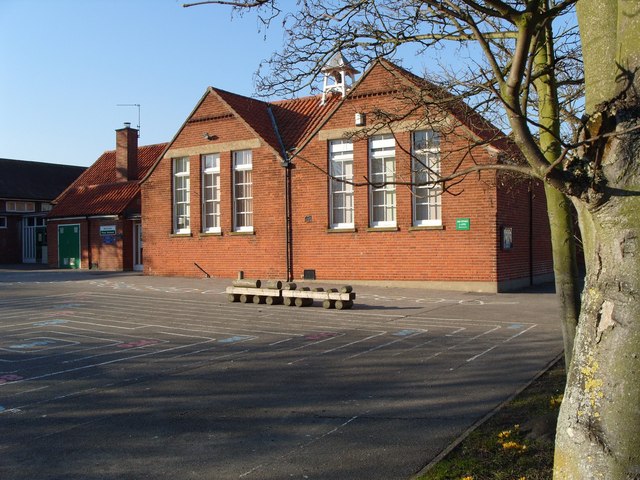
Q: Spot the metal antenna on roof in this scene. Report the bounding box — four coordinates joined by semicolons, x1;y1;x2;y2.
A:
116;104;141;138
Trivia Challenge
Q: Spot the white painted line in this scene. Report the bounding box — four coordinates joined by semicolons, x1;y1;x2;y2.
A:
504;324;537;340
347;331;424;359
239;415;360;478
282;331;389;364
288;333;345;352
466;345;498;362
446;327;466;336
391;338;436;356
0;339;218;386
466;324;537;363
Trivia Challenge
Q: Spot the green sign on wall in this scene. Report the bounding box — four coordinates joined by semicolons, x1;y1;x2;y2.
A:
456;218;471;231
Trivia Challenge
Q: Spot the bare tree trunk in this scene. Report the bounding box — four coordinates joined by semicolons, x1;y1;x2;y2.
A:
554;1;640;470
544;185;580;366
554;193;640;478
534;13;581;368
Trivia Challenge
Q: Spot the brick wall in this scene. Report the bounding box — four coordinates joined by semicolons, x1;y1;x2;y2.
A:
291;83;500;284
47;218;134;270
142;90;288;278
47;219;87;268
495;175;553;287
0;215;21;263
141;63;552;290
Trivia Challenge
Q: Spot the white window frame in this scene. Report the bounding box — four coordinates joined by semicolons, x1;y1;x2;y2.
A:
233;150;253;232
329;139;355;229
6;201;35;213
202;153;221;233
41;203;53;212
0;216;6;228
369;134;396;228
412;130;442;227
173;157;191;234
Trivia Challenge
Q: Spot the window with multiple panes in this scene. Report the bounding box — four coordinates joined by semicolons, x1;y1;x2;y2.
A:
369;134;396;228
412;130;442;226
6;201;35;212
170;133;441;235
233;150;253;232
173;157;190;233
329;139;354;229
202;153;221;233
24;216;45;227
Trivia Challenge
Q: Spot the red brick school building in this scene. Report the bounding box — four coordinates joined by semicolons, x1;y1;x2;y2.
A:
47;57;552;292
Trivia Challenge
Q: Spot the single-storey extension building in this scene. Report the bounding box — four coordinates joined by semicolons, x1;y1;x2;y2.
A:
46;126;167;271
0;158;85;264
139;57;553;292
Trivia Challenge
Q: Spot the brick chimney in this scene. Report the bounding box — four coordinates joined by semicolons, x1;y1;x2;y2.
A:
115;122;138;181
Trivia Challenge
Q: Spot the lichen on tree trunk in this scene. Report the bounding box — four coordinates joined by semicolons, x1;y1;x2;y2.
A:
554;97;640;478
554;195;640;478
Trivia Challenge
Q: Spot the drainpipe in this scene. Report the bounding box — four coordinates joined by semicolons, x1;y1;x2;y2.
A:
86;216;92;270
267;106;294;282
285;164;293;282
529;181;534;286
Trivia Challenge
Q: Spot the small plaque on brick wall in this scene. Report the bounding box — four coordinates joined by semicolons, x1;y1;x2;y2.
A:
455;218;470;231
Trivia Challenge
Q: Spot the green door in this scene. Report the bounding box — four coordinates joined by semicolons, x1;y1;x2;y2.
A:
58;224;80;269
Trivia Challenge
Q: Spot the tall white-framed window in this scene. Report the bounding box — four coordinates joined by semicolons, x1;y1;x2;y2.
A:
233;150;253;232
202;153;221;233
173;157;190;234
329;139;354;229
369;134;396;228
412;130;442;226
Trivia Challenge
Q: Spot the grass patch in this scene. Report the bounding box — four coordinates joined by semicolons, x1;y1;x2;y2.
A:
414;359;566;480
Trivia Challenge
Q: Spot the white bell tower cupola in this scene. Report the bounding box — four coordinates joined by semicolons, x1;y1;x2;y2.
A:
321;52;359;105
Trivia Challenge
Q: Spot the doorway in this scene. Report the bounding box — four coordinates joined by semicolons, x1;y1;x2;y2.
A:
58;224;81;269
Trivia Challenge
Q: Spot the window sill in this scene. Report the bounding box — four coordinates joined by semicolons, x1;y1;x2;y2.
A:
171;232;192;238
200;231;222;237
367;226;399;232
228;230;255;236
326;227;357;233
409;225;444;231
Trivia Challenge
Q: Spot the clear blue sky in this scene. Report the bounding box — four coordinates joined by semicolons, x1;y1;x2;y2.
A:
0;0;290;166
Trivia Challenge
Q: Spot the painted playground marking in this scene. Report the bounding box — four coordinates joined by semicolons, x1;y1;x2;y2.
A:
0;289;545;425
304;332;338;341
218;335;253;344
0;374;24;384
33;319;69;327
116;339;161;349
1;337;79;353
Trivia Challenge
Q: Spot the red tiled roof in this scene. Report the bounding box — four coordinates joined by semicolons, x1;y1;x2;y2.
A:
141;59;518;184
49;182;141;217
270;94;340;151
213;89;283;154
49;143;167;218
67;143;167;187
213;88;339;156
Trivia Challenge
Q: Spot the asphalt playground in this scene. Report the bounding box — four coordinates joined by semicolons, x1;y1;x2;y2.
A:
0;267;563;480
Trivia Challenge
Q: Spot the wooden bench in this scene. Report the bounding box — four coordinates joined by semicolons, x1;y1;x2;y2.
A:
225;281;355;309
